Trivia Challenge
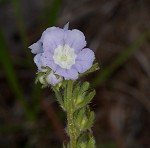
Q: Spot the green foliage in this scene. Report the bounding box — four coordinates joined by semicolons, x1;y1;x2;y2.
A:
87;137;96;148
0;31;34;120
77;133;96;148
77;136;96;148
63;143;70;148
75;108;86;131
73;82;81;104
79;142;87;148
79;63;99;77
61;81;96;147
48;0;62;26
74;107;95;134
63;81;68;110
12;0;33;67
76;90;95;111
79;82;90;94
52;79;97;147
92;32;150;87
72;82;95;112
34;61;99;147
52;87;65;110
83;111;95;130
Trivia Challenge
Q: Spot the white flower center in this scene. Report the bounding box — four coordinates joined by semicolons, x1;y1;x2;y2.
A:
53;44;77;69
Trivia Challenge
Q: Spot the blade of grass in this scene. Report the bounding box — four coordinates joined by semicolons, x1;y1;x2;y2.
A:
92;31;150;88
31;0;62;113
48;0;62;26
0;124;23;134
11;0;33;67
11;0;44;117
0;31;34;120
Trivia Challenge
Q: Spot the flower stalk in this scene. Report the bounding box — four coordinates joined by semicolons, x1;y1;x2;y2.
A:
66;80;76;148
29;23;100;148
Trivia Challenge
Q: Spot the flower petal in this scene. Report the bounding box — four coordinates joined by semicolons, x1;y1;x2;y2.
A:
40;27;57;41
63;22;69;31
75;48;95;73
55;66;78;80
66;68;78;80
65;29;86;53
41;52;57;71
42;28;65;53
34;53;43;71
29;41;43;54
55;68;69;79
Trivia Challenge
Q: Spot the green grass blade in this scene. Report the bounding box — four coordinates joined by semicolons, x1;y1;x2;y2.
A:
0;31;34;120
31;0;62;113
92;31;150;88
48;0;62;26
0;124;23;134
11;0;33;67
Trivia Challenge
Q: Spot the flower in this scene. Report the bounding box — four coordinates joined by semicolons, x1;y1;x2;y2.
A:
36;67;62;86
46;71;62;86
29;23;95;80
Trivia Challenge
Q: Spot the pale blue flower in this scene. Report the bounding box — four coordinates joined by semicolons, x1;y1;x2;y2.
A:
29;23;95;80
46;71;62;86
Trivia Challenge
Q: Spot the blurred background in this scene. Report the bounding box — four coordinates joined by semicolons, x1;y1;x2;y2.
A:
0;0;150;147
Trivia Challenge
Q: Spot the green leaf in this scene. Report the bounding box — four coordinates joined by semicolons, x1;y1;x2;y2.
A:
52;87;65;110
77;133;86;145
0;31;34;120
73;82;80;102
79;143;86;148
75;90;96;111
87;137;96;148
63;143;67;148
92;31;150;88
63;144;65;148
79;63;100;77
41;84;48;88
83;111;95;130
67;143;71;148
12;0;33;67
48;0;62;26
77;132;93;147
79;82;90;95
75;108;86;130
63;82;67;110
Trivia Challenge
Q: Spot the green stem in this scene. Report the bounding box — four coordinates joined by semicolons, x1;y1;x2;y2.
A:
67;80;76;148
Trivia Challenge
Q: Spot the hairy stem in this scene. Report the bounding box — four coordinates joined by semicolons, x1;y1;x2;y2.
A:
67;80;76;148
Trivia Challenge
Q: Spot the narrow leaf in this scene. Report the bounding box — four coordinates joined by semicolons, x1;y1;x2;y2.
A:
79;63;99;77
52;87;65;110
83;111;95;130
63;143;66;148
79;143;86;148
87;137;96;148
76;108;86;129
63;82;67;110
0;31;34;120
76;90;96;111
73;82;80;101
79;82;90;95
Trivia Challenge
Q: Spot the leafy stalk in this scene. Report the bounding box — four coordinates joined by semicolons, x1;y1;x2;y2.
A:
67;80;77;148
35;65;99;147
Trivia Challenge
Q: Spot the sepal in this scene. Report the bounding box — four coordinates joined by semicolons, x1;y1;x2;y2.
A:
35;66;62;88
79;62;100;77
